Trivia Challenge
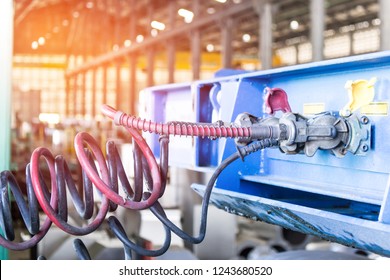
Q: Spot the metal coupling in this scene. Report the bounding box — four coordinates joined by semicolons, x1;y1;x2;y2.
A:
234;111;371;158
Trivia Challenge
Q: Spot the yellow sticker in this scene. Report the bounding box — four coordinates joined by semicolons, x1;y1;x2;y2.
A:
340;77;376;116
360;102;388;116
303;103;326;115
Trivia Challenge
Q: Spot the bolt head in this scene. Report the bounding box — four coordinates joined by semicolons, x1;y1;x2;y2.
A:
362;144;369;152
360;116;369;124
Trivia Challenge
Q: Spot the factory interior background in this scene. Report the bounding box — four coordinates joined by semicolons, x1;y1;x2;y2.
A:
1;0;390;260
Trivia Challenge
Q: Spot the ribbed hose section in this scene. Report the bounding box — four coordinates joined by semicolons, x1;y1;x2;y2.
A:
102;105;251;139
237;138;279;160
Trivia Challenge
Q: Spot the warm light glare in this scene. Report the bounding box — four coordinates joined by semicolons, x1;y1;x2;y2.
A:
214;0;227;3
151;29;158;37
31;41;38;50
86;1;94;9
242;34;251;42
178;8;193;18
52;130;62;146
206;44;215;52
207;7;216;14
178;8;194;23
151;20;165;31
136;34;144;43
39;113;60;125
124;39;132;47
112;44;119;51
38;37;45;45
184;17;193;23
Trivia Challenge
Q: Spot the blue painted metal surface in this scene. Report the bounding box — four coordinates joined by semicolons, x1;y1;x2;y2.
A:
192;184;390;257
140;51;390;257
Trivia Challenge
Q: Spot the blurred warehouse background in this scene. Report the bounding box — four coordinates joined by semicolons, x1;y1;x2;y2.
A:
1;0;390;260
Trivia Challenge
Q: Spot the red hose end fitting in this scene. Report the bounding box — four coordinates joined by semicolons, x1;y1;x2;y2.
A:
114;111;125;126
101;104;125;126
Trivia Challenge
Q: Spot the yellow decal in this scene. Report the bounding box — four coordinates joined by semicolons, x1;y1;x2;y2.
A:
303;103;326;115
360;102;388;116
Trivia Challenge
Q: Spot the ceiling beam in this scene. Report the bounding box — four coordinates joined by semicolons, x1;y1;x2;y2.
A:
14;0;38;26
65;0;253;76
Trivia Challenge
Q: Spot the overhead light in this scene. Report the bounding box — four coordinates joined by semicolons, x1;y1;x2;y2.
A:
290;20;299;30
39;113;60;125
355;5;365;14
31;41;38;50
112;44;119;51
178;8;194;23
62;19;69;26
356;21;370;30
86;2;94;9
136;34;144;43
178;8;193;18
214;0;227;3
206;44;215;52
151;29;158;37
372;18;381;26
184;17;193;23
72;11;80;18
207;7;216;14
124;39;132;47
242;34;251;43
324;29;335;37
38;37;45;45
151;20;165;31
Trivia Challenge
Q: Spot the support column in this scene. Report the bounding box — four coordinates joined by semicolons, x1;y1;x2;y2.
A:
0;0;13;260
115;60;122;110
146;2;155;87
129;0;137;115
147;49;155;87
221;17;234;69
81;72;86;117
65;76;71;117
191;31;201;80
129;56;137;116
167;0;176;83
73;74;78;117
91;68;97;118
379;0;390;51
167;43;175;84
310;0;325;61
255;0;273;70
102;65;108;107
191;0;201;80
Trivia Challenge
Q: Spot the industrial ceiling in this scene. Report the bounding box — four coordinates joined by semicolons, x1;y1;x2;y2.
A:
13;0;379;59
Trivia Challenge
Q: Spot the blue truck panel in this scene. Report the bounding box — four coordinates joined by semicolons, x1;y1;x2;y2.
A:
140;51;390;257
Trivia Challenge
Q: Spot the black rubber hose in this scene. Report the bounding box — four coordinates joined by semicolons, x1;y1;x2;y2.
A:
149;138;278;244
73;238;92;260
